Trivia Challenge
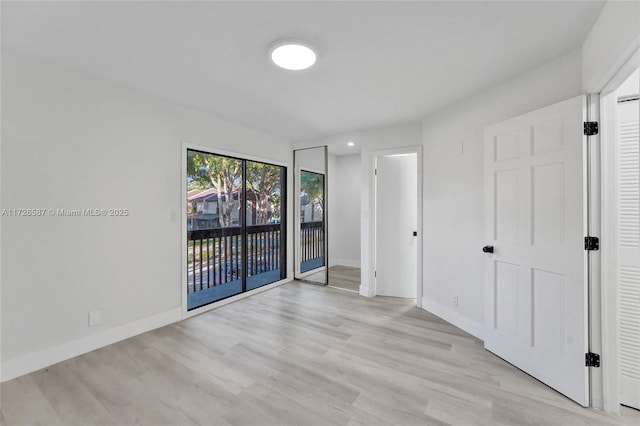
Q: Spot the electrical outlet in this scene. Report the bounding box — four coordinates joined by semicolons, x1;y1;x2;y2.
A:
170;210;178;222
452;296;459;307
89;310;101;327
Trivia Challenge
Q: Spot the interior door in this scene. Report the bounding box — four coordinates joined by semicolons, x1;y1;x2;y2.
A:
617;97;640;410
483;96;589;406
375;153;417;298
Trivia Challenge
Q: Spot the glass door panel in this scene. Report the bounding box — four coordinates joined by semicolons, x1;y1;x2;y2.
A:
246;160;286;291
187;150;243;309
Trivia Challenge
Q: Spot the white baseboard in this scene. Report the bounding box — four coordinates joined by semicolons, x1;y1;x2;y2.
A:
2;278;295;383
0;307;182;383
359;284;373;297
421;297;486;341
336;259;361;268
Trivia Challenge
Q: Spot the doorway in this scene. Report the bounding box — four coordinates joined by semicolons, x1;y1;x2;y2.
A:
374;150;420;299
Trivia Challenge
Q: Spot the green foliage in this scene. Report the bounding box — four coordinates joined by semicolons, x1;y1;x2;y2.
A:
300;170;324;203
246;161;282;223
187;150;283;225
186;152;211;190
187;151;242;225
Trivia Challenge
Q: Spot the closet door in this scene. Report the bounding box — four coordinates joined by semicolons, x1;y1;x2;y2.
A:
617;97;640;410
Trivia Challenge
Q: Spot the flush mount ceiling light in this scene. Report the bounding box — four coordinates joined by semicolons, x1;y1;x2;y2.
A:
270;41;317;70
347;142;355;147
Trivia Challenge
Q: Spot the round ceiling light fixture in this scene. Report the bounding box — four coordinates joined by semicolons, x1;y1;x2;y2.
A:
347;142;355;147
270;41;317;71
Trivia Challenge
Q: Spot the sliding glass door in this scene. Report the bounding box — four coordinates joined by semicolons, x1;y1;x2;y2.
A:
186;149;286;310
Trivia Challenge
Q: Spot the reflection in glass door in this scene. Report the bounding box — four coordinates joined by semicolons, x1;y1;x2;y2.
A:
299;170;325;274
186;149;286;310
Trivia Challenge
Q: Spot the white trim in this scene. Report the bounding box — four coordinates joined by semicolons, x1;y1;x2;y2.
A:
421;298;486;341
416;147;424;308
182;145;188;316
294;166;301;277
587;93;604;410
600;89;621;414
0;307;182;383
359;284;371;298
368;146;423;304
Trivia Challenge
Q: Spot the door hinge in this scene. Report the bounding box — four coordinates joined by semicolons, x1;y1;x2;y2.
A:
585;352;600;367
374;169;377;176
584;121;599;136
374;270;377;278
584;236;599;251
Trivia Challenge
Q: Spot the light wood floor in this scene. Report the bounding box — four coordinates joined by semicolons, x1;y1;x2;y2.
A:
1;282;638;425
328;265;361;293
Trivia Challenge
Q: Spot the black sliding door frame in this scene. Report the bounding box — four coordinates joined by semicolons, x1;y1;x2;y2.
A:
185;147;287;312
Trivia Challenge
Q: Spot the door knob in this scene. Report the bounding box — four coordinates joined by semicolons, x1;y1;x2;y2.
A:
482;245;494;253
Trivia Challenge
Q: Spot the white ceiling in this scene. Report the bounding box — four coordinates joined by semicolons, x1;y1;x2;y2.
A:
2;1;604;144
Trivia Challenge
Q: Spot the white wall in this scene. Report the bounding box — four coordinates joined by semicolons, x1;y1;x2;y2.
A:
294;147;326;174
328;154;339;266
0;52;293;380
420;50;583;333
333;154;361;268
355;50;583;335
582;1;640;93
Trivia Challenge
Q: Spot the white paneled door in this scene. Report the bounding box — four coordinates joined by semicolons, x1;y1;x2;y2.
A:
484;96;589;406
617;98;640;410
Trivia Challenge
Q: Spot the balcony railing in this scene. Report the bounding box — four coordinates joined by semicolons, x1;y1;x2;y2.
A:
300;221;324;272
187;224;283;294
187;220;324;304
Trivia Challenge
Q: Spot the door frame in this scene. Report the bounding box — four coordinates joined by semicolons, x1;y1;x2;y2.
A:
366;146;423;305
293;146;329;285
600;48;640;413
